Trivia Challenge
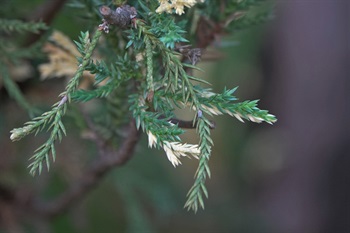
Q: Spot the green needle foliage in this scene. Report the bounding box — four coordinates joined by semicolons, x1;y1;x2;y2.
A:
0;19;47;34
11;30;102;175
0;63;33;114
8;0;276;212
0;18;48;117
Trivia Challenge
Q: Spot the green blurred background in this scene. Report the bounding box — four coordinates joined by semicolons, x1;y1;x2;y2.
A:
1;0;350;233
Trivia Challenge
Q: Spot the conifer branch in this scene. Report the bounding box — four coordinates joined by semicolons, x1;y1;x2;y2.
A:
0;19;48;34
184;116;212;212
71;82;117;102
130;18;216;211
6;0;277;214
10;29;102;175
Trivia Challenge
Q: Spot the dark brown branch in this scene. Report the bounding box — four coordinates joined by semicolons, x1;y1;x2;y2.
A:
24;0;68;46
176;45;202;66
169;118;216;129
195;16;222;49
157;114;215;129
27;0;67;22
33;119;140;217
195;1;245;49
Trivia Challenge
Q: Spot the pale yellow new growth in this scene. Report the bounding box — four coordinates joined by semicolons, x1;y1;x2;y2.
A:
176;90;276;124
201;104;275;124
147;131;200;167
38;31;95;89
156;0;205;15
163;141;200;167
39;31;80;80
148;131;157;148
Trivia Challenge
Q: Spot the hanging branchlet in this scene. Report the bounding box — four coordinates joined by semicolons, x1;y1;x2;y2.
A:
144;36;154;101
10;29;103;175
124;5;276;212
185;116;212;212
0;19;48;34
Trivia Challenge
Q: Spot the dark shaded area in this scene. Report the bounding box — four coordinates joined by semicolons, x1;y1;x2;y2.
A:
25;0;68;46
256;1;350;232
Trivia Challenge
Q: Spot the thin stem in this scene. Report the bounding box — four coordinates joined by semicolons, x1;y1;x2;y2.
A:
145;37;154;93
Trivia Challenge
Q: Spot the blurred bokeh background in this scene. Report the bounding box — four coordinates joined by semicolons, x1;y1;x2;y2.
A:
1;0;349;233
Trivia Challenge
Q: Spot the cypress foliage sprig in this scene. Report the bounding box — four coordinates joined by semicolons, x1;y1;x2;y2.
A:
134;19;205;105
198;88;277;124
128;18;216;211
71;81;117;102
154;87;277;124
0;62;38;117
71;53;137;102
0;19;48;34
10;29;102;175
129;93;200;167
118;10;276;211
184;116;212;212
129;94;183;141
144;37;154;93
0;18;48;116
65;30;102;100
